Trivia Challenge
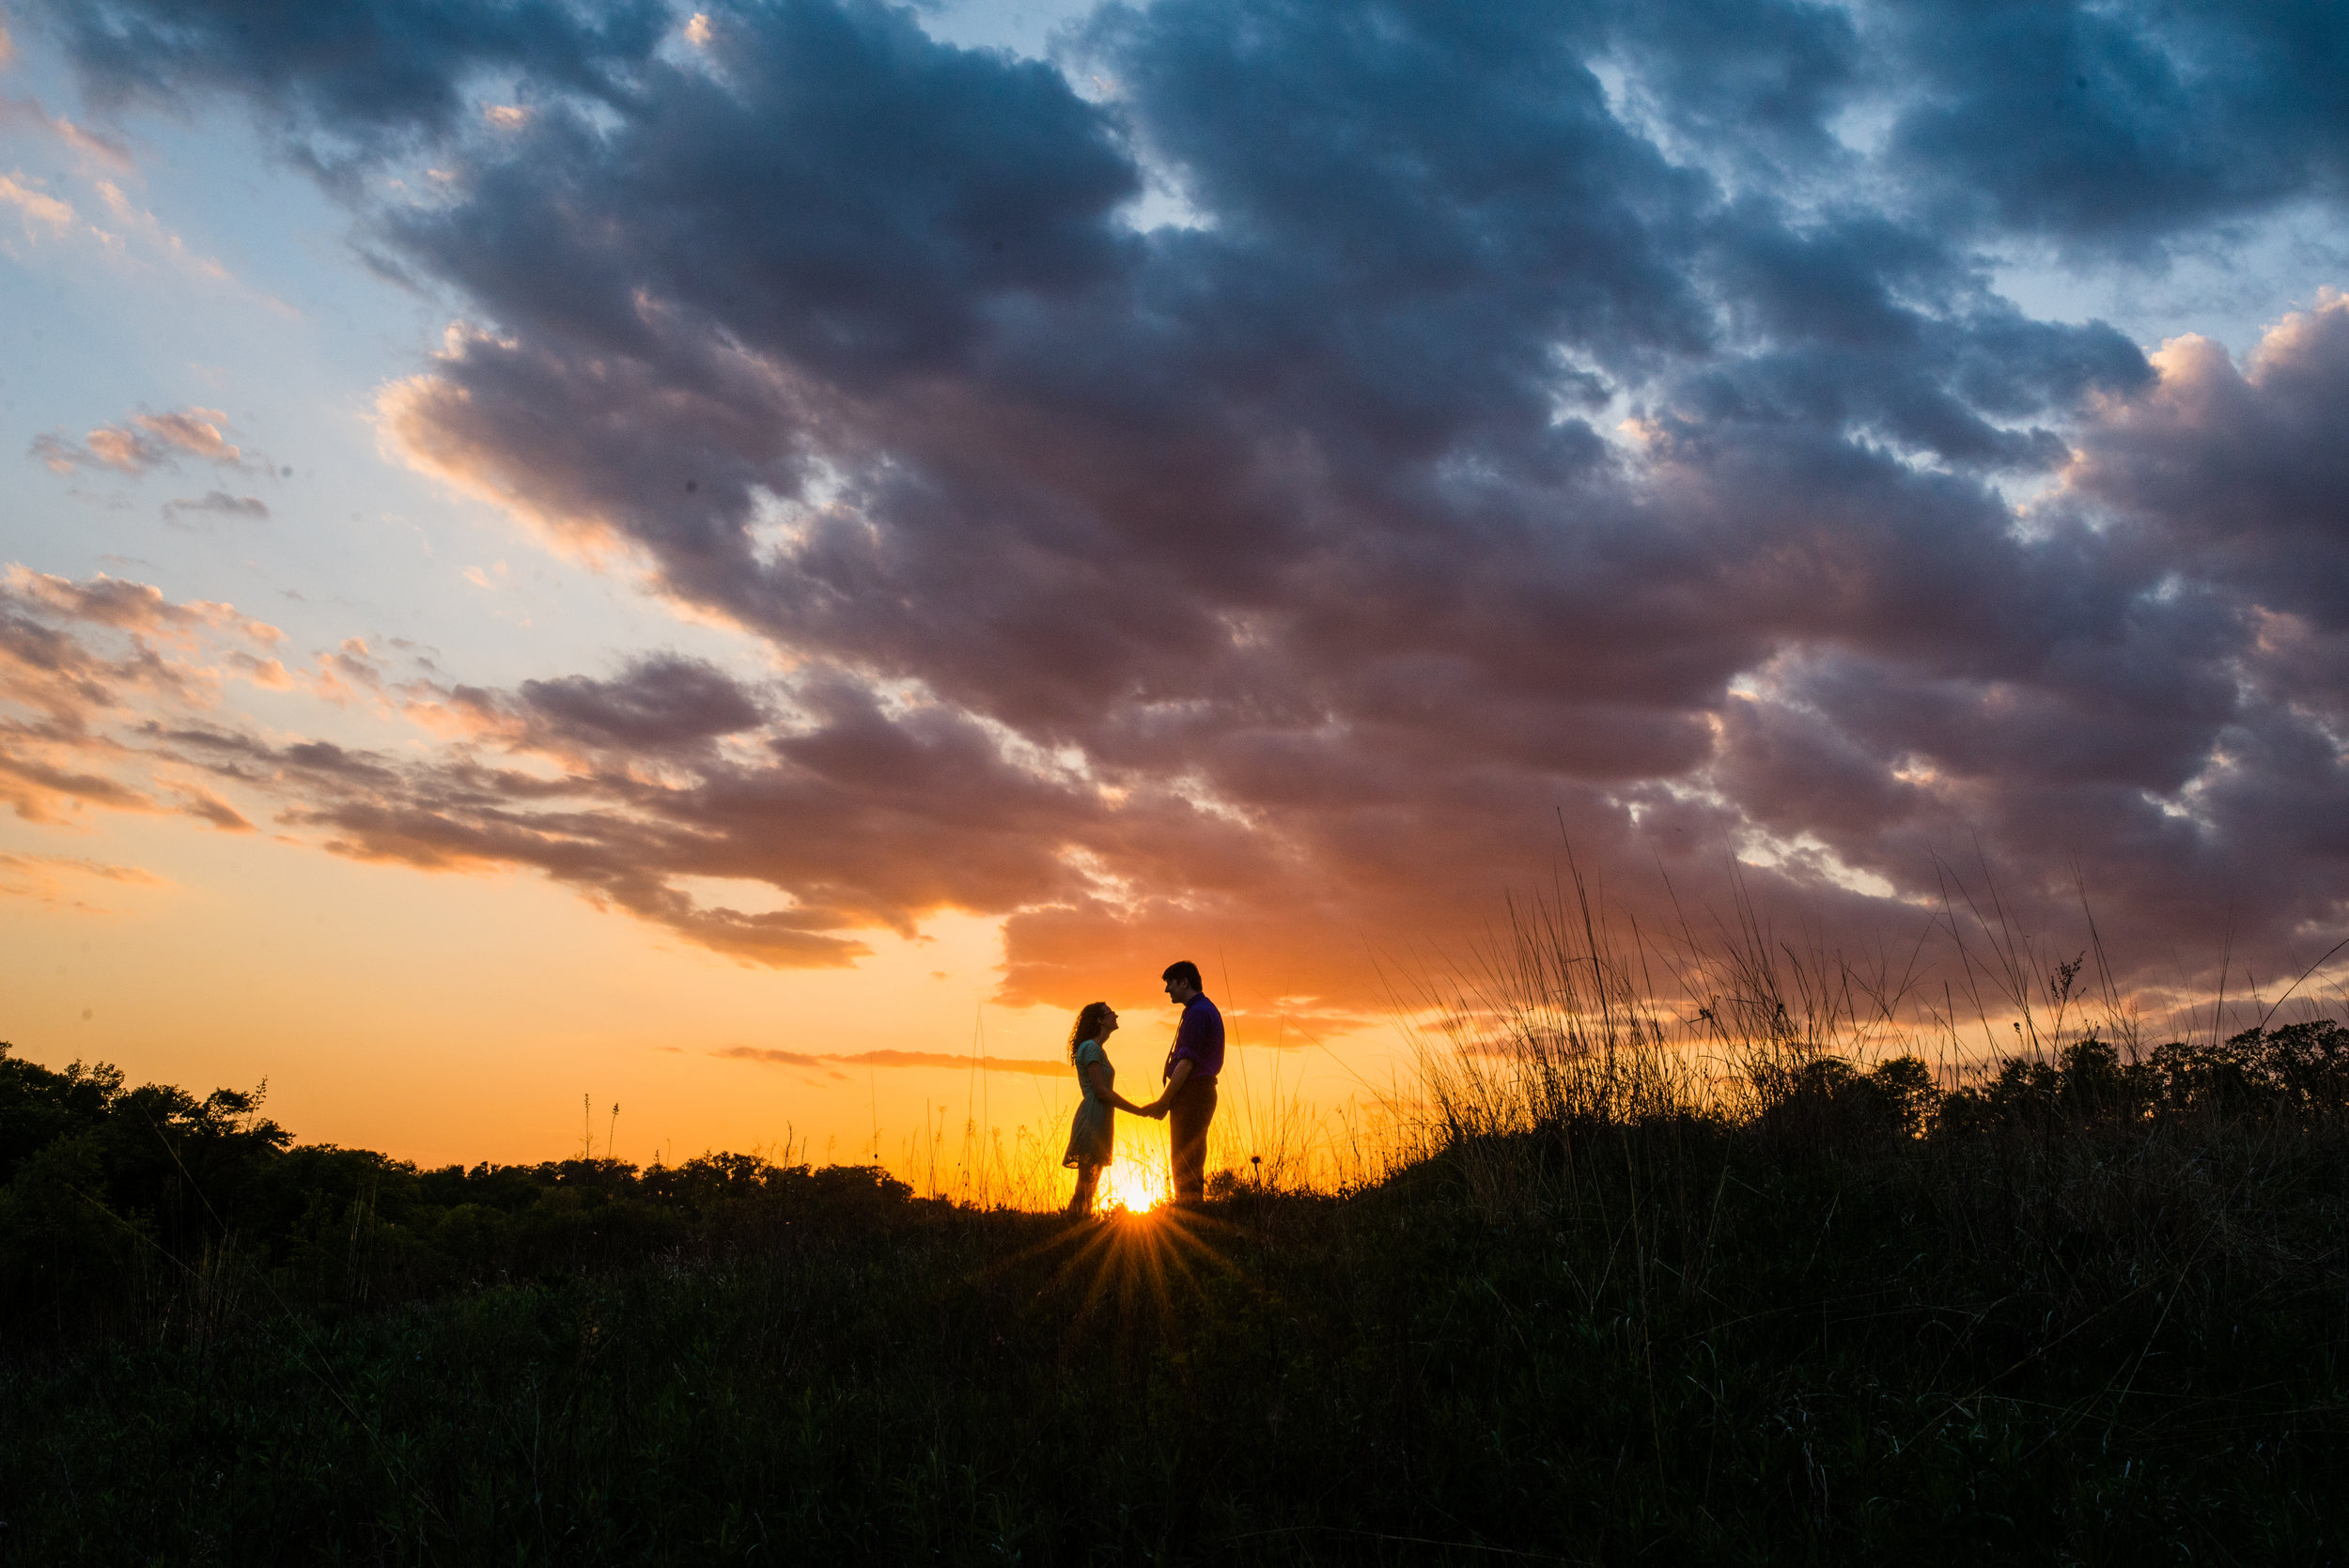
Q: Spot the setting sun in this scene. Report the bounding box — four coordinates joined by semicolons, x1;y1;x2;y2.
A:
1098;1161;1169;1215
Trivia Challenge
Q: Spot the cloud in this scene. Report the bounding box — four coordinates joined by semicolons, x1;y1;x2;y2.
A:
0;97;135;169
0;750;157;823
1869;1;2349;256
1685;300;2349;965
17;0;669;177
175;786;253;831
0;849;164;911
87;179;235;283
0;166;251;292
2064;293;2349;629
4;565;280;644
0;169;76;234
16;0;2349;1012
236;660;1121;970
0;567;282;822
518;656;767;753
712;1045;1068;1077
163;489;271;522
0;851;159;886
31;406;257;476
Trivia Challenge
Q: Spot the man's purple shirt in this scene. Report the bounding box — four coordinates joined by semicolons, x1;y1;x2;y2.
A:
1164;992;1224;1082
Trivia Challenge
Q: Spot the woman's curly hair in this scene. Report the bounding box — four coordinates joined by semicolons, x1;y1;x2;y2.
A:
1067;1001;1114;1063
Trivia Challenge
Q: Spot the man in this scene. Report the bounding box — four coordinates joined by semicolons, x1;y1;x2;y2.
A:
1143;959;1222;1204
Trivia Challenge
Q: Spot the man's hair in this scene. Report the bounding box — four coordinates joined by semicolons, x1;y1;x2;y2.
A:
1162;960;1203;991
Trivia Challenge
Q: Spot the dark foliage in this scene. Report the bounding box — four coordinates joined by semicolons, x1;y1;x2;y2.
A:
0;1042;918;1356
1933;1021;2349;1132
1735;1023;2349;1150
2;1034;2345;1563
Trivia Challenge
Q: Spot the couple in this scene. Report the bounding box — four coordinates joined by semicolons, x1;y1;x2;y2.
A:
1063;960;1223;1217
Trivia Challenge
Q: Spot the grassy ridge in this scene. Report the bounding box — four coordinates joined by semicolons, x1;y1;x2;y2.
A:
0;1045;938;1352
3;1031;2346;1563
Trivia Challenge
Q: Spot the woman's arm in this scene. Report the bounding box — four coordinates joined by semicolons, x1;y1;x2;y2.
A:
1136;1057;1190;1119
1082;1060;1152;1116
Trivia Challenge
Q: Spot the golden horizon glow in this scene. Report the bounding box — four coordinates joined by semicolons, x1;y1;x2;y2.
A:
1097;1158;1168;1214
0;815;1415;1208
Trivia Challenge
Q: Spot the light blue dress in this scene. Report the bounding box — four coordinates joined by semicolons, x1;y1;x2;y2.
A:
1063;1037;1114;1169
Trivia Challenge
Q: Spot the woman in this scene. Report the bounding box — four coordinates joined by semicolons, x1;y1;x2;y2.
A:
1063;1001;1157;1217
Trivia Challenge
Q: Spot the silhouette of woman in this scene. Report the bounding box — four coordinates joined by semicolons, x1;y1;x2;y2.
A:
1063;1001;1158;1216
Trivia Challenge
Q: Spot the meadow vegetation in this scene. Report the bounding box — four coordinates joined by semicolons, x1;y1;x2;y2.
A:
3;879;2345;1563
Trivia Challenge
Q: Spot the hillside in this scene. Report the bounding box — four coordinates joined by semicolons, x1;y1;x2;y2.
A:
3;1028;2346;1562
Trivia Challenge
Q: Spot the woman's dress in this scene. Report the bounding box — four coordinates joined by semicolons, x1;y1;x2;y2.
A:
1063;1037;1114;1169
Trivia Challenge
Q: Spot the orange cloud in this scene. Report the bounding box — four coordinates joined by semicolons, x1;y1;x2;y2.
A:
174;786;254;831
5;566;281;647
0;752;157;824
713;1045;1067;1077
0;849;164;911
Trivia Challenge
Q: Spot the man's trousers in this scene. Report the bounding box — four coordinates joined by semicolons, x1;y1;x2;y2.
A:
1167;1076;1218;1203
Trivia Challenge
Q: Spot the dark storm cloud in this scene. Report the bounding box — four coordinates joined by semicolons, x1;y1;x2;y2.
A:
28;0;2349;1005
1599;0;1859;186
2067;299;2349;628
1871;0;2349;254
22;0;667;172
399;1;1139;375
520;655;768;752
113;652;1143;968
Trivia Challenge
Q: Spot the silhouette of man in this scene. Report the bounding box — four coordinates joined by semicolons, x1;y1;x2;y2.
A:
1143;960;1221;1204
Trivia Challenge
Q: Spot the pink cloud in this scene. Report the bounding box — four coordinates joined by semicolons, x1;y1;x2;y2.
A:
0;567;285;825
0;170;75;234
6;567;280;646
28;406;269;478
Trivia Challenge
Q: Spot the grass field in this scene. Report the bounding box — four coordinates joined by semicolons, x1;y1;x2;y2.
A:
5;888;2346;1562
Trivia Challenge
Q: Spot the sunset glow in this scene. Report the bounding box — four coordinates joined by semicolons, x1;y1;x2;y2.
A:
1098;1158;1169;1216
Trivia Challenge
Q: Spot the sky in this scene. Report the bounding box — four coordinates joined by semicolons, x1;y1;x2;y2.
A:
3;0;2347;1182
